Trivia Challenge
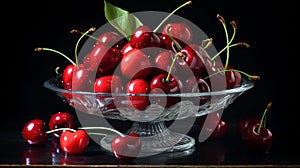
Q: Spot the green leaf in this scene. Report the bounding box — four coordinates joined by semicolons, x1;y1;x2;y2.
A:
104;0;143;41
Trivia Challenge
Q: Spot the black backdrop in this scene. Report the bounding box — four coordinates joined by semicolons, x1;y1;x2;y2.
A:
5;0;298;141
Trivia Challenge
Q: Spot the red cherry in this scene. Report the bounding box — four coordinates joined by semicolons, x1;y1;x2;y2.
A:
111;133;142;163
59;130;89;155
161;22;192;47
126;78;150;110
22;119;48;145
130;25;161;49
48;112;76;137
120;48;152;79
94;75;124;108
241;102;273;153
152;50;179;76
87;44;122;76
199;112;229;139
180;45;206;77
242;124;273;153
150;74;182;108
95;31;127;50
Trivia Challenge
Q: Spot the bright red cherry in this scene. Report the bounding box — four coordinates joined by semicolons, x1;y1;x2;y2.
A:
111;133;142;163
95;31;127;50
126;78;150;110
150;74;182;108
22;119;48;145
48;112;76;137
87;44;122;76
60;130;89;155
120;48;152;79
130;25;161;49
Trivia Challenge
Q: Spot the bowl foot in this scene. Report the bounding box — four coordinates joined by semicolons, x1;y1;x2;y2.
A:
100;121;195;157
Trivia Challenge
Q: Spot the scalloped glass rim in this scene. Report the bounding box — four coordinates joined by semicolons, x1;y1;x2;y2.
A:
44;77;254;97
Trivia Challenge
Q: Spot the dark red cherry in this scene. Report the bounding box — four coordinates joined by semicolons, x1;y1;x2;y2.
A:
120;48;152;79
242;124;273;153
150;74;182;108
48;112;76;137
22;119;48;145
87;44;122;76
130;25;161;49
126;78;150;110
183;76;211;105
180;45;206;77
95;31;127;50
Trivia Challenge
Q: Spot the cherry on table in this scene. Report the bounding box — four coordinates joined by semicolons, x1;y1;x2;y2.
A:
48;112;76;137
111;133;142;163
22;119;48;145
59;129;89;155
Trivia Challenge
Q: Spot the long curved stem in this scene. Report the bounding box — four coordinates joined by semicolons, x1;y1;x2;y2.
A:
78;127;125;137
153;1;192;32
34;47;77;66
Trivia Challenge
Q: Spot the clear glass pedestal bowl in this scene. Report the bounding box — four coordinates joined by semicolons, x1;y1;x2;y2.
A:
44;76;254;157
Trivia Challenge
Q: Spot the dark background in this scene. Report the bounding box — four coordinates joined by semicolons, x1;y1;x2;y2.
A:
2;0;299;165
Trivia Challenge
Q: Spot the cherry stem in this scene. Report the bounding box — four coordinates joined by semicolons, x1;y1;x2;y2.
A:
203;69;260;81
211;42;250;61
78;127;125;137
34;48;77;66
46;128;77;134
55;67;60;75
153;1;192;33
74;27;96;66
165;24;185;83
257;101;272;134
202;38;213;49
71;29;100;42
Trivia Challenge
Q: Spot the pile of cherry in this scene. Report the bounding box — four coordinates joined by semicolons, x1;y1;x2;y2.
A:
24;0;274;163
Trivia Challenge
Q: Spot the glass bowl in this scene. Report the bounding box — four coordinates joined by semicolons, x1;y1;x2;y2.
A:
44;75;254;157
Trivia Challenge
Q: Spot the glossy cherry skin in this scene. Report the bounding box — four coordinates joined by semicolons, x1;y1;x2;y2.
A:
180;45;206;77
95;31;127;50
48;112;76;137
62;64;94;92
236;117;261;136
60;130;89;155
121;42;133;55
242;124;273;153
150;74;182;108
126;78;150;110
199;112;229;139
87;44;122;76
111;133;142;163
22;119;48;145
120;48;152;79
130;25;161;49
183;76;211;105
